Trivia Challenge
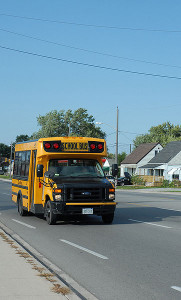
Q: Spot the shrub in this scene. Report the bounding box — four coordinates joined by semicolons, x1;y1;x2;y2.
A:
131;174;146;186
161;179;181;188
161;180;170;188
169;179;181;188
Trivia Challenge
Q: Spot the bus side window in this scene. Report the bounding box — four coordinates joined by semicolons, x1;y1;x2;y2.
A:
13;152;19;175
21;152;26;176
25;151;31;177
17;152;22;176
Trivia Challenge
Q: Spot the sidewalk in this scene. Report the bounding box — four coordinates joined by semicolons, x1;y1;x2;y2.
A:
0;228;74;300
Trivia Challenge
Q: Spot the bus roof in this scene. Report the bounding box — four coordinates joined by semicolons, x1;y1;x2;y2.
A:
15;137;107;157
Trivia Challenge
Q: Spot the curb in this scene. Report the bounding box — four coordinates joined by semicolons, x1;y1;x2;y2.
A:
0;220;98;300
0;178;11;182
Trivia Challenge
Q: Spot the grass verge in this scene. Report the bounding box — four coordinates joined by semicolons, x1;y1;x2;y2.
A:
0;175;11;179
116;185;181;190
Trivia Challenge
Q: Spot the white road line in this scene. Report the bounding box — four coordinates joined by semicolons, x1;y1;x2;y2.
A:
2;193;10;196
129;219;172;229
157;207;181;212
171;286;181;292
60;239;108;260
12;219;36;229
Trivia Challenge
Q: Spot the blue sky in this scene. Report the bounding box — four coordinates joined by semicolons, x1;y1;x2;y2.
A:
1;0;181;154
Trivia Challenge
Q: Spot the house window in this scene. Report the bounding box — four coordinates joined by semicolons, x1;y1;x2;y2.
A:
155;150;158;156
160;169;163;176
173;174;179;180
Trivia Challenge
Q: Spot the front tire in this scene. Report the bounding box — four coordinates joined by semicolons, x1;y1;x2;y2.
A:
45;200;57;225
102;213;114;224
18;195;27;216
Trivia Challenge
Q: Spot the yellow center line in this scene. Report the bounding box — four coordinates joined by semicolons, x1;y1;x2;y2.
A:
126;203;150;207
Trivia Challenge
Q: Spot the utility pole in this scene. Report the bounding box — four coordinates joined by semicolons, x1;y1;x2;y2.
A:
115;106;119;186
68;124;71;136
115;106;119;165
9;142;13;180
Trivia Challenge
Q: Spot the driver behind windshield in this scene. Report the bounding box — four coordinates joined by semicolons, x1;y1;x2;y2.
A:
48;159;104;178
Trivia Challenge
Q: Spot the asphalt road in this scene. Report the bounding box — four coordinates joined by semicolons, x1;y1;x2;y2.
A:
0;180;181;300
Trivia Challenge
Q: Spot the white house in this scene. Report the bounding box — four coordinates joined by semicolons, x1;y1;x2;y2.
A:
140;140;181;181
120;143;163;176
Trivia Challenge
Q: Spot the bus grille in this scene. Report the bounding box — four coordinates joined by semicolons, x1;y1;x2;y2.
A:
66;187;105;202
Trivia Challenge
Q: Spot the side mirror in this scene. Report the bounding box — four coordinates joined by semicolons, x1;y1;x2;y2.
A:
37;164;44;177
112;164;118;176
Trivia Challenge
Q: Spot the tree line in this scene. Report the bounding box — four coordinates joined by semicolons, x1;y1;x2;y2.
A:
133;121;181;148
1;109;180;161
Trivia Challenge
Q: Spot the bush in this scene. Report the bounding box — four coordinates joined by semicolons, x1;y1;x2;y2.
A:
131;174;146;186
161;180;170;188
161;179;181;188
169;179;181;188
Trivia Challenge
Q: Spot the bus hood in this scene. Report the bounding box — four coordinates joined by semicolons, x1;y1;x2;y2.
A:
53;176;112;186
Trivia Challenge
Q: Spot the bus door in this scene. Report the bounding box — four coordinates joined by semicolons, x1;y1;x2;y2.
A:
29;150;37;212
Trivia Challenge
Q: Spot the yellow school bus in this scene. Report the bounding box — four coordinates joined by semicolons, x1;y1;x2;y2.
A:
12;137;116;225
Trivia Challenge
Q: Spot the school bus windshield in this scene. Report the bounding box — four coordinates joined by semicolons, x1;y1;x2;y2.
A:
49;159;105;178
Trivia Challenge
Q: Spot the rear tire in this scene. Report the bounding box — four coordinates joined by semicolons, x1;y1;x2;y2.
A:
102;213;114;224
45;200;57;225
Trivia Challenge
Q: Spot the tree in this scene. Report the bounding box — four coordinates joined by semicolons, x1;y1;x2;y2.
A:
108;152;127;165
32;108;106;139
0;143;11;159
133;122;181;148
15;135;31;143
118;152;127;165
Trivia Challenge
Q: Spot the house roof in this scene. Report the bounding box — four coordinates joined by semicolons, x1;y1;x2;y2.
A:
143;141;181;166
121;143;159;165
140;163;162;169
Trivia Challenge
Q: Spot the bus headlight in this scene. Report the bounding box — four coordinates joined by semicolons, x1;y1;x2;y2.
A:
55;194;62;200
109;188;115;200
54;189;62;201
109;194;115;200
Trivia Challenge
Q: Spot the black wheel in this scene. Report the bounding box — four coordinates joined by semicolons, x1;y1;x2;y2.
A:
102;213;114;224
18;195;27;216
120;182;124;186
45;200;57;225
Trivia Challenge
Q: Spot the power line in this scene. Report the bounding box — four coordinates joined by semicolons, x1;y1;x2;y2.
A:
1;13;181;33
0;44;181;80
0;27;181;70
119;130;141;135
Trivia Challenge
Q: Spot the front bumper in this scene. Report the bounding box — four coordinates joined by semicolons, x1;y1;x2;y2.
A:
51;201;116;216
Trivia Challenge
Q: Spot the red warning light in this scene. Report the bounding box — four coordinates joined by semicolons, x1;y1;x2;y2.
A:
44;142;51;149
98;143;103;150
53;143;59;149
90;143;96;150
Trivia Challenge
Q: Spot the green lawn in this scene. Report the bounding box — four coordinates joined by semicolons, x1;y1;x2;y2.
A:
0;175;11;180
116;185;181;190
116;185;151;190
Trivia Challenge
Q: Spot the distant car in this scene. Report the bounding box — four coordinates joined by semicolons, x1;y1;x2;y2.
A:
106;175;115;185
117;172;131;186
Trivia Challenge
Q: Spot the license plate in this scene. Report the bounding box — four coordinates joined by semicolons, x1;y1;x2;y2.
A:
82;208;93;215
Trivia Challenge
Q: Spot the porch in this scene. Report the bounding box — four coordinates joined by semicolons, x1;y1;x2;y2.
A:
139;175;164;187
